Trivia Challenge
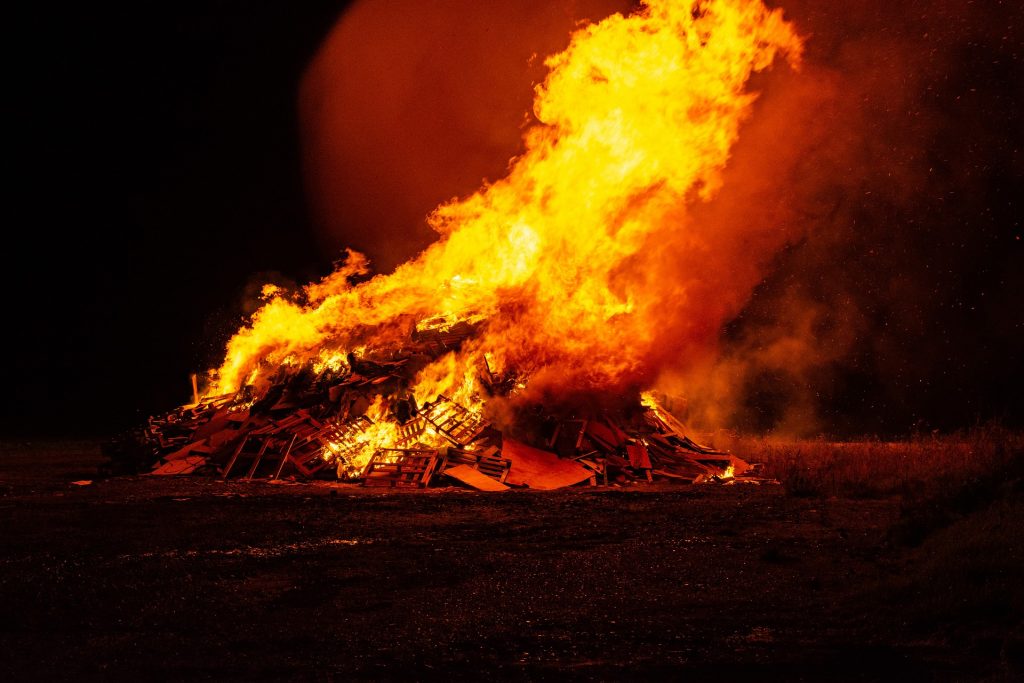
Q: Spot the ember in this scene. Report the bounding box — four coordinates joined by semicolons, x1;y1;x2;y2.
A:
108;0;802;489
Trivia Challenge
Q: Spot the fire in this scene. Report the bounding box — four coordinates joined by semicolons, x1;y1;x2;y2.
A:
211;1;802;421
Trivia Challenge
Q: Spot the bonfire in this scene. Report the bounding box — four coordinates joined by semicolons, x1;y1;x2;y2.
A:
107;0;803;490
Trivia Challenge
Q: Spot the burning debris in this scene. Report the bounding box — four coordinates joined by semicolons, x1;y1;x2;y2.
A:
106;325;755;490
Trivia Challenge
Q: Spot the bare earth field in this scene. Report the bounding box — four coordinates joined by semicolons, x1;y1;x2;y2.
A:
1;440;1021;681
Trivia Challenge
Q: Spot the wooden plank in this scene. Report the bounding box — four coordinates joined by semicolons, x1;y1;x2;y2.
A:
584;421;622;450
502;439;593;490
244;438;272;479
273;434;298;480
574;454;606;485
220;434;250;478
444;464;509;491
151;456;207;475
626;443;652;470
162;439;205;462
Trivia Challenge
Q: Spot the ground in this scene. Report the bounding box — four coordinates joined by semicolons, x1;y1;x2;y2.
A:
1;441;1020;681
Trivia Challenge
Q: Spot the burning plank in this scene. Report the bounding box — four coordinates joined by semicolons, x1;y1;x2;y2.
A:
277;415;336;478
420;395;490;447
392;416;427;449
321;415;376;475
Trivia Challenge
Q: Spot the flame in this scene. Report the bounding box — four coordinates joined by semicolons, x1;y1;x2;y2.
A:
321;395;450;476
211;0;802;412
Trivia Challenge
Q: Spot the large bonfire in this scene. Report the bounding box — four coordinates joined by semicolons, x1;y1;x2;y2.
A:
111;0;804;487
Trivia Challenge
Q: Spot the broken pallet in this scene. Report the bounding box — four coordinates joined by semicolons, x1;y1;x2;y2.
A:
421;396;489;446
362;448;446;488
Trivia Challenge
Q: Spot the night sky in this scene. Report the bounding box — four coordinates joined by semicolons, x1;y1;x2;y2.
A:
5;1;1022;437
7;1;347;435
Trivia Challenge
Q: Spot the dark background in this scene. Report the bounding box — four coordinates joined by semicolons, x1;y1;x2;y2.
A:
6;1;349;435
4;1;1022;437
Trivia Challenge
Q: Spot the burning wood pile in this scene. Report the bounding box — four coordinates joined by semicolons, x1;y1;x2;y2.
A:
105;322;753;490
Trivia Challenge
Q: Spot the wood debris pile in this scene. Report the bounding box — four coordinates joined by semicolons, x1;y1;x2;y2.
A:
105;324;761;490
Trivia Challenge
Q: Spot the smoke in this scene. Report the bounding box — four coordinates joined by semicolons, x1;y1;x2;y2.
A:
291;0;1021;435
658;0;1024;435
300;0;633;273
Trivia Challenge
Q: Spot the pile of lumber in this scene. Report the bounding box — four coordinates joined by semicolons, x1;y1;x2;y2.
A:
104;324;757;490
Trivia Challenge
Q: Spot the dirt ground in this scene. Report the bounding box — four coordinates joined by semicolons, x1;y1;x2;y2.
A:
1;441;1020;681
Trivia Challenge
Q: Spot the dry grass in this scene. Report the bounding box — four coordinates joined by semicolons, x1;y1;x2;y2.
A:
721;424;1024;500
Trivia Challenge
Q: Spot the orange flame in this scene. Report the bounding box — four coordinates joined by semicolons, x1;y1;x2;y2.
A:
211;0;802;412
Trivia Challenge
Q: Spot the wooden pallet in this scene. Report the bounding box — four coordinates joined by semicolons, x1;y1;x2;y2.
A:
362;448;445;488
392;416;426;449
321;416;375;473
279;413;335;478
420;396;489;446
221;429;295;480
445;447;511;483
146;392;243;451
221;409;334;479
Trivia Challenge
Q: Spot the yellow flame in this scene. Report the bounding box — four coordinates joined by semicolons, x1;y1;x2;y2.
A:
311;350;349;375
211;0;802;414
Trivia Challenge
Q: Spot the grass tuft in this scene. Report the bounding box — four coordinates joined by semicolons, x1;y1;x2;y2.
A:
726;424;1024;502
